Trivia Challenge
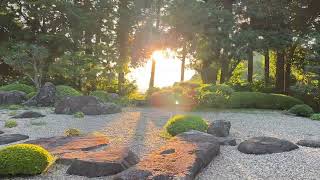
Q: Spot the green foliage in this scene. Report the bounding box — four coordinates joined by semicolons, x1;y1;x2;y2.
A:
229;92;303;110
310;114;320;121
290;83;320;112
90;91;110;102
164;115;208;136
27;92;37;99
5;120;17;128
0;144;54;176
64;128;81;137
8;105;23;110
8;111;17;116
289;104;314;117
56;85;82;100
74;112;85;119
0;83;35;94
197;84;234;108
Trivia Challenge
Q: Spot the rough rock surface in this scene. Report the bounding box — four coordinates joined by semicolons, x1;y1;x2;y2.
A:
0;91;26;105
0;131;3;134
297;137;320;148
66;146;139;177
12;111;45;118
215;136;237;146
0;134;29;145
26;135;109;160
238;136;299;154
24;82;56;107
54;96;121;115
114;130;220;180
207;120;231;137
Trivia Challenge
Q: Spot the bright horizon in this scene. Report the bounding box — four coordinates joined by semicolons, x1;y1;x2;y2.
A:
128;50;195;92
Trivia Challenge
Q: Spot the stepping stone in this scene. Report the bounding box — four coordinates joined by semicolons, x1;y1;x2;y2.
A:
114;130;220;180
13;111;45;118
26;135;109;157
0;134;29;145
297;137;320;148
207;120;231;137
238;136;299;155
0;131;3;134
66;146;139;177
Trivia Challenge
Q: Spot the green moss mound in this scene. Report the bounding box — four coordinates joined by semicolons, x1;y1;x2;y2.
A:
0;144;54;176
90;90;110;102
56;85;82;99
229;92;303;110
0;83;35;94
27;92;37;99
289;104;314;117
164;115;208;136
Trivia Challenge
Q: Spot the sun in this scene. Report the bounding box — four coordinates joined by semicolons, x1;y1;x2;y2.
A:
128;49;195;92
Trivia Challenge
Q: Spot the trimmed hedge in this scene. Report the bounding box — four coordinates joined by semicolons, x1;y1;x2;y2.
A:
0;83;35;94
311;113;320;121
164;115;208;136
289;104;314;117
0;144;54;176
197;84;234;108
56;85;82;99
228;92;303;110
90;90;110;102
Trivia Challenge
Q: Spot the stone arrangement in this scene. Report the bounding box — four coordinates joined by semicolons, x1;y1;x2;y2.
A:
55;96;121;115
207;120;236;146
0;91;26;105
24;82;56;107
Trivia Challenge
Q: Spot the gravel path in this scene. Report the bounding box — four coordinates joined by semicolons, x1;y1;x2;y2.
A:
0;107;320;180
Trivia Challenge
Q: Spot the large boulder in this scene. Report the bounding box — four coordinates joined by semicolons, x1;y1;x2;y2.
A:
24;82;56;107
13;111;45;118
54;96;121;115
0;91;26;105
238;137;299;155
0;134;29;145
297;137;320;148
114;130;220;180
207;120;231;137
66;146;139;177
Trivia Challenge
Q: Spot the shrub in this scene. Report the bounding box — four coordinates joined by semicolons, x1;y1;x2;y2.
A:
5;120;17;128
56;85;82;100
290;83;320;112
0;83;35;94
64;128;81;137
90;90;110;102
8;111;17;116
229;92;303;110
310;114;320;121
0;144;54;176
8;104;23;110
74;112;85;118
197;84;234;108
27;92;37;99
164;115;208;136
289;104;314;117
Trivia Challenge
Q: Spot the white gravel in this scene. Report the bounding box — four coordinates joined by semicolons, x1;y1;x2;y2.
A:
0;107;319;180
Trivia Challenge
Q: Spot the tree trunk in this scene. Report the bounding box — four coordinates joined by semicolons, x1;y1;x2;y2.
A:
181;57;185;82
118;72;125;95
201;61;217;84
149;59;156;88
247;50;253;83
276;50;285;93
220;57;229;84
285;58;291;94
264;50;270;86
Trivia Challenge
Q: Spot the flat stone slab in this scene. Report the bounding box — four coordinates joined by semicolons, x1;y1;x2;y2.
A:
238;137;299;155
114;130;220;180
26;135;109;157
297;138;320;148
0;134;29;145
13;111;45;118
66;146;139;177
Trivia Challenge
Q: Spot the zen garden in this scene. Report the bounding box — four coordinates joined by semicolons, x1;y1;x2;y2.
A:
0;0;320;180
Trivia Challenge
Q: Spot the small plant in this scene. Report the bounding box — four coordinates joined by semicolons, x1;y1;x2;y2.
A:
8;105;23;110
8;111;17;116
5;119;17;128
74;112;85;118
310;114;320;121
0;144;54;176
164;115;208;136
288;104;314;117
64;128;81;137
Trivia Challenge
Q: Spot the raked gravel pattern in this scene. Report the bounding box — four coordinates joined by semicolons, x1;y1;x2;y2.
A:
0;107;319;180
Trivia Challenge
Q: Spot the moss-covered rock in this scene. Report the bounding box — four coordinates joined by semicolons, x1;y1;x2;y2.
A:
0;144;54;176
164;115;208;136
